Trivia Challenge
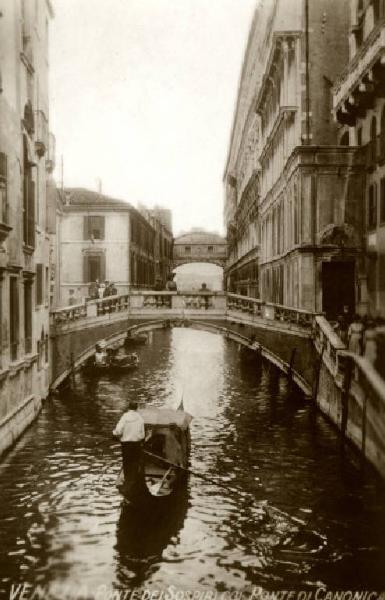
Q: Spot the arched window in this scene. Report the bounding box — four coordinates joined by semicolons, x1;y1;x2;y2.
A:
368;183;378;229
380;106;385;159
370;116;377;165
339;131;349;146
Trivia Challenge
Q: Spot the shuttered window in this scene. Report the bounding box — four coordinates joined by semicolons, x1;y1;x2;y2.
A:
36;263;43;305
0;152;8;223
381;178;385;223
10;277;19;361
368;184;378;230
22;136;35;247
24;282;32;353
83;216;105;240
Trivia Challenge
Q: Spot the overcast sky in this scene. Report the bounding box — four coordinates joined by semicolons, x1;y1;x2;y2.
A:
50;0;255;235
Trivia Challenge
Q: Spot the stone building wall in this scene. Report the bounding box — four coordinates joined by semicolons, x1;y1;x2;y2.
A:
0;0;54;456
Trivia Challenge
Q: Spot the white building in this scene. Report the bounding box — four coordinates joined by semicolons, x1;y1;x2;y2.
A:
58;188;166;304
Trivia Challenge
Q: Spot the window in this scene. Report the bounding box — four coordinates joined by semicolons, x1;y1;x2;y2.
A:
373;0;380;22
10;277;19;361
184;246;191;253
368;183;378;229
0;152;8;223
24;281;32;353
380;107;385;160
381;178;385;223
84;215;105;240
23;136;35;247
357;127;362;146
45;266;49;304
83;253;105;283
45;334;49;363
370;116;377;166
208;246;213;253
36;263;43;305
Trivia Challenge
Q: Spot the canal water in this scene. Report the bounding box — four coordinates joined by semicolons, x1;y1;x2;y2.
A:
0;328;385;596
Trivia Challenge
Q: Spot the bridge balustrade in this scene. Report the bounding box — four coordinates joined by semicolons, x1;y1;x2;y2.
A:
51;291;318;328
227;293;264;316
312;316;346;378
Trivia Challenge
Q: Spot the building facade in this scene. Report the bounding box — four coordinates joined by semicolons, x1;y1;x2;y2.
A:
333;0;385;318
173;229;227;268
139;205;173;288
58;188;170;304
0;0;54;454
225;0;367;318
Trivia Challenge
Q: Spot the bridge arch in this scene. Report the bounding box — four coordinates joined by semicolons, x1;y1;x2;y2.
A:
51;317;311;397
173;261;224;292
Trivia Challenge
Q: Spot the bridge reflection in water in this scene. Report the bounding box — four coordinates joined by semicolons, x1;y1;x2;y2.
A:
0;328;384;594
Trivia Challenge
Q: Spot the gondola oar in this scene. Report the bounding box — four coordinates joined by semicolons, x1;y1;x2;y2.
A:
143;449;241;490
143;451;306;526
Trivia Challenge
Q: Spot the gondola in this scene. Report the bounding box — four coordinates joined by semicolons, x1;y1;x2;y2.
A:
83;353;139;376
124;332;148;347
117;405;192;504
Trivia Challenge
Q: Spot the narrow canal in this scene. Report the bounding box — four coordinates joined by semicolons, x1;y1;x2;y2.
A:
0;328;385;595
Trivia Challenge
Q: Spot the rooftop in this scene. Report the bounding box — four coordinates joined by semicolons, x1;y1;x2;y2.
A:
61;188;134;210
175;230;226;245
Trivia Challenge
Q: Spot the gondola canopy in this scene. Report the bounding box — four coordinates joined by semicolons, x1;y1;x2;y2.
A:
139;407;192;430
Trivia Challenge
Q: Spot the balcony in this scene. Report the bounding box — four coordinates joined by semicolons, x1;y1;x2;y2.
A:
333;20;385;125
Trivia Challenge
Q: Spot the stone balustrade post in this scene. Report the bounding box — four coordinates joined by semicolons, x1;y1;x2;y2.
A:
86;303;97;318
171;293;184;311
263;304;275;320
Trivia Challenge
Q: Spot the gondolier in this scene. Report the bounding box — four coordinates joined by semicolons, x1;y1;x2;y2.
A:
113;401;145;482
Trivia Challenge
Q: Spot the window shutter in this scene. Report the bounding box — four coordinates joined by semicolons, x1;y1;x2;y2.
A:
28;179;35;247
99;216;105;240
100;253;106;281
83;216;90;240
83;255;89;283
0;152;7;178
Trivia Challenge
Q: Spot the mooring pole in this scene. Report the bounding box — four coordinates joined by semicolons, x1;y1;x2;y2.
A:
312;342;325;403
70;351;76;389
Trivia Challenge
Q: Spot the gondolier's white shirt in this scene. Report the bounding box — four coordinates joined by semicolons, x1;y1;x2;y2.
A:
113;410;145;442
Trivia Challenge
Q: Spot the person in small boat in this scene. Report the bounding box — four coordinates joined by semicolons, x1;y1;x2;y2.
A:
94;343;107;366
113;401;145;482
129;352;139;365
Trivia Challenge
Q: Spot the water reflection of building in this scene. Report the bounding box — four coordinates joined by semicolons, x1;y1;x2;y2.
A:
225;1;367;318
0;0;54;455
333;1;385;318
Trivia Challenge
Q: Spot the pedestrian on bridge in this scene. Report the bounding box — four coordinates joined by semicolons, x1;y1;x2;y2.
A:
347;315;364;355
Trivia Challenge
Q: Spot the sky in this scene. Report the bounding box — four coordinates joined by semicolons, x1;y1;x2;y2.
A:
50;0;256;235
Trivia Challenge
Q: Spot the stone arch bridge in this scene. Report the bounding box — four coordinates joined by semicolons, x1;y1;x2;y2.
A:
50;291;385;479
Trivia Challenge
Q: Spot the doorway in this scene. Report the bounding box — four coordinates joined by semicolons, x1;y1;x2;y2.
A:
322;261;355;319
